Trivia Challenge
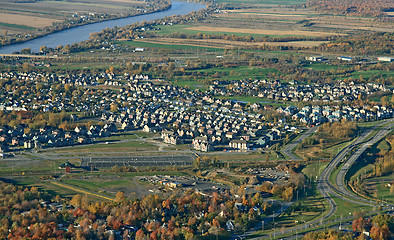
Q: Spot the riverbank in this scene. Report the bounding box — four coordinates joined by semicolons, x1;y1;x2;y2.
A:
0;1;206;54
0;1;171;49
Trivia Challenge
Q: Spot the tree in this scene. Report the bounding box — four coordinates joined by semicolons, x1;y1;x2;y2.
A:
70;194;83;208
40;46;48;52
110;103;118;112
283;187;294;201
21;48;31;54
115;191;125;202
135;229;145;240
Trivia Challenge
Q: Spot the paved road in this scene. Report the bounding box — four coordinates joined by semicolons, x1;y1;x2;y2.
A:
281;126;318;160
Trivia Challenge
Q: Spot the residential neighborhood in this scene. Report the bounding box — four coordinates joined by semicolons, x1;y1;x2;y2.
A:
0;70;393;153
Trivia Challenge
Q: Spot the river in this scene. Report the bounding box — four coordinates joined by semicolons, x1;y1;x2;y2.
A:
0;1;205;54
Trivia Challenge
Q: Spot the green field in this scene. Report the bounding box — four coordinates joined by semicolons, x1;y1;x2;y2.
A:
191;66;278;80
350;70;394;79
0;159;65;174
303;63;349;71
51;140;157;153
115;40;223;52
98;133;139;142
62;178;131;193
172;66;279;90
375;180;394;203
323;139;355;158
0;22;36;30
330;194;372;218
302;162;329;180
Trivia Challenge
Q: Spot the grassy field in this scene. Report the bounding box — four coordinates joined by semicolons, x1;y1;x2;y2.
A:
116;39;223;52
302;162;329;180
51;140;158;154
0;22;36;30
98;133;139;142
190;66;278;80
346;70;394;81
323;139;355;158
62;178;131;195
303;63;350;71
374;179;394;203
0;158;66;174
172;66;279;90
330;194;372;218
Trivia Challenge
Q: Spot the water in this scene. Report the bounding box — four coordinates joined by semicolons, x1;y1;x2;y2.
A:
0;1;205;54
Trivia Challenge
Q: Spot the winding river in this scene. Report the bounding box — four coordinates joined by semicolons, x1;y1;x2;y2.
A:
0;1;205;54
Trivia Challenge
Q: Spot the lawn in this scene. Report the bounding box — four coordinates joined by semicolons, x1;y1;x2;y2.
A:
330;194;372;218
302;162;329;181
62;178;131;193
375;180;394;203
98;133;139;142
329;163;342;187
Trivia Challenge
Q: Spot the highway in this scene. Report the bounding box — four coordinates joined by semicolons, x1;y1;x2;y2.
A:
318;119;394;218
249;118;394;239
334;120;394;206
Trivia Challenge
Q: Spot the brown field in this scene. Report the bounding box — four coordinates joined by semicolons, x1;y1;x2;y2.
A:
137;38;328;48
200;6;393;37
0;13;60;28
185;26;340;37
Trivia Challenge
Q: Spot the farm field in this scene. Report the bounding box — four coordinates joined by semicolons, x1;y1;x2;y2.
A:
0;13;60;29
135;37;329;49
0;0;149;40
